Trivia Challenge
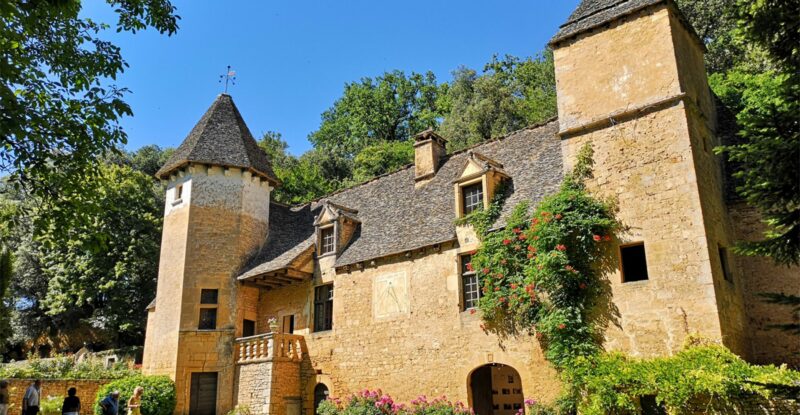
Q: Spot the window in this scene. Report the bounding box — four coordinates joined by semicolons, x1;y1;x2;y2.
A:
621;243;649;282
198;308;217;330
719;246;733;283
462;183;484;215
314;284;334;332
175;184;183;200
320;226;335;255
200;289;218;304
461;254;480;310
242;319;255;337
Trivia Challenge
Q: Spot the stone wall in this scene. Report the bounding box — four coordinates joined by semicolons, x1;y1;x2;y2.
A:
5;379;112;415
729;202;800;367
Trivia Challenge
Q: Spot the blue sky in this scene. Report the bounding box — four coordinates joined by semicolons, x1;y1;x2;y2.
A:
82;1;580;156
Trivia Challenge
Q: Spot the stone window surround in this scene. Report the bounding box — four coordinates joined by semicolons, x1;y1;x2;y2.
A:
454;176;488;219
313;283;334;333
198;287;219;331
460;253;480;311
317;223;337;257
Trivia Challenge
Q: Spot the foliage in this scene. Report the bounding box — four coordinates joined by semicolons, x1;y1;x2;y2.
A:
308;70;442;167
0;0;178;244
0;355;136;380
566;338;800;415
465;144;618;369
349;140;414;184
440;52;556;152
94;375;176;415
39;395;64;415
1;149;165;355
733;0;799;69
257;133;337;204
0;244;12;352
316;390;473;415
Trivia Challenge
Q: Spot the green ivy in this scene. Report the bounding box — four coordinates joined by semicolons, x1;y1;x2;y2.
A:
466;143;618;369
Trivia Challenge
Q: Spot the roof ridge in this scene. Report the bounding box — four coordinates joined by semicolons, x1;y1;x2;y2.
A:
299;117;559;206
559;0;628;28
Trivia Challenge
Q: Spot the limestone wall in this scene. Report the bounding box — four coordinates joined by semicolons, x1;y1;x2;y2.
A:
729;202;800;367
5;379;112;415
258;241;561;414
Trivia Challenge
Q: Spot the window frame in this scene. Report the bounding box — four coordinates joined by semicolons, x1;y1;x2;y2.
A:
620;242;650;283
198;308;218;330
461;182;485;216
460;254;481;311
313;284;334;332
319;225;336;256
200;289;219;305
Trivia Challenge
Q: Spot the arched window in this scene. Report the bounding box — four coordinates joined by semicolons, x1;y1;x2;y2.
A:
313;383;329;412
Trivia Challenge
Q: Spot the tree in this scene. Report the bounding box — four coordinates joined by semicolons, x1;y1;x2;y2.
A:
0;0;179;241
440;52;557;151
350;140;414;184
258;132;337;204
308;70;443;162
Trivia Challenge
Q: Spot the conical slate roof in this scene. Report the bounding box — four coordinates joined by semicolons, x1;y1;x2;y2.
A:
155;94;279;184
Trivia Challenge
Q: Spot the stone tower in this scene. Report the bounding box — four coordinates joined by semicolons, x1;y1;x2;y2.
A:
142;94;279;414
550;0;747;357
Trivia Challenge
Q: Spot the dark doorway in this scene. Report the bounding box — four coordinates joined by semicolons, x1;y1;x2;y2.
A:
189;372;218;415
242;319;256;337
469;364;524;415
313;383;329;412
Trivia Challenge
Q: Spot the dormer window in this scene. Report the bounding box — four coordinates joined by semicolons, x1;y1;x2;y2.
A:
462;182;484;215
320;226;335;255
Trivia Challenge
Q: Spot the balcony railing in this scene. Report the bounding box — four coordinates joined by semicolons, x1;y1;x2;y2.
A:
235;332;305;364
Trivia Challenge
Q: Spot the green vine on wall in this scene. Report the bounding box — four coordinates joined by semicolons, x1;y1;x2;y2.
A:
461;143;800;414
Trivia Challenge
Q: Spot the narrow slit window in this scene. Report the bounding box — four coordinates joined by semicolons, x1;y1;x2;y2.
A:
320;227;335;255
462;183;484;215
461;254;480;310
175;184;183;200
719;246;733;283
621;243;649;282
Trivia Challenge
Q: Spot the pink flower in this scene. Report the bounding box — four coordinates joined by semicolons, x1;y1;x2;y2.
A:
513;227;521;234
510;283;518;289
518;234;527;241
556;244;567;251
466;262;474;272
593;234;602;242
603;235;612;242
555;213;563;220
558;323;566;330
565;265;574;272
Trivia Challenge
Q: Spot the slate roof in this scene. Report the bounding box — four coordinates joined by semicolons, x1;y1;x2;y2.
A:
237;120;563;277
238;203;318;279
155;94;279;184
551;0;665;44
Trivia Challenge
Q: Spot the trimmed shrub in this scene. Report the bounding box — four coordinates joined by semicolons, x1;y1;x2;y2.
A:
94;375;175;415
40;395;64;415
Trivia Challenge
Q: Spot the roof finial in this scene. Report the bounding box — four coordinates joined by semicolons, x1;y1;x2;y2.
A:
219;65;236;94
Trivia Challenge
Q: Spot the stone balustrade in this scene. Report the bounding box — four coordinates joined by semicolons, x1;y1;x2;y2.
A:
235;332;305;364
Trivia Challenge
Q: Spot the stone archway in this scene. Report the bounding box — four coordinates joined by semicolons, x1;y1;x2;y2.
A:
313;383;329;412
468;364;524;415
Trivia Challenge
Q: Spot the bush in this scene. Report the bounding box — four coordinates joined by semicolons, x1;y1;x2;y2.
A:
317;390;474;415
39;395;64;415
94;375;175;415
0;355;136;380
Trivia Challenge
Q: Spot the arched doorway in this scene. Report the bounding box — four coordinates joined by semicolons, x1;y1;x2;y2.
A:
469;364;524;415
313;383;329;412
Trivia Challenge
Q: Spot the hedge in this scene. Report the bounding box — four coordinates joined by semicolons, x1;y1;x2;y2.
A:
93;375;175;415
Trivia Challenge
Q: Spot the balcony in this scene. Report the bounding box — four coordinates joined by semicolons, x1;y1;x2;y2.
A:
235;332;305;364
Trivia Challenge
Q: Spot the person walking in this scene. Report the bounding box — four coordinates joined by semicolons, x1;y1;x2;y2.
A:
126;387;142;415
61;387;80;415
99;391;120;415
22;380;41;415
0;380;9;415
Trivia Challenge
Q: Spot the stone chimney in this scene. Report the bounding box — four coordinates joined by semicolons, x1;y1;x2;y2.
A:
413;128;448;182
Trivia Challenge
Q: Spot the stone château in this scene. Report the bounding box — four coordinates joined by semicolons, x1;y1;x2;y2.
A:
141;0;800;414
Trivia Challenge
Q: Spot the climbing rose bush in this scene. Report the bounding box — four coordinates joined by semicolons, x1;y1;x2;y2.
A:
316;390;474;415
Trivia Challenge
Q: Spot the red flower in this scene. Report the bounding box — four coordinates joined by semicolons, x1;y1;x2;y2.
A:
593;235;602;242
525;284;534;292
466;262;474;271
503;239;512;245
495;273;504;279
527;253;535;259
541;211;550;216
579;283;587;289
494;287;500;292
532;218;540;225
513;227;521;234
499;297;506;303
527;245;536;252
555;214;563;220
482;268;490;274
470;250;478;255
603;235;612;242
556;244;567;251
518;234;527;241
535;332;543;339
510;283;518;289
558;324;566;330
469;308;477;315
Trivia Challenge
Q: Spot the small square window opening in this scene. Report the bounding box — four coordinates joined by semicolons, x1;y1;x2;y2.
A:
198;308;217;330
621;243;649;282
200;289;218;304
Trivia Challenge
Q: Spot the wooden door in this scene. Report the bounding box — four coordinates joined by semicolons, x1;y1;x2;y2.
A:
189;372;218;415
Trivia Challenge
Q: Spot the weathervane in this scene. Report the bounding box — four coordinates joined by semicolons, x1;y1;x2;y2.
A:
219;65;236;93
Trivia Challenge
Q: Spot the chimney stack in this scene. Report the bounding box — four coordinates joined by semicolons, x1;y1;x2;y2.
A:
413;128;448;182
